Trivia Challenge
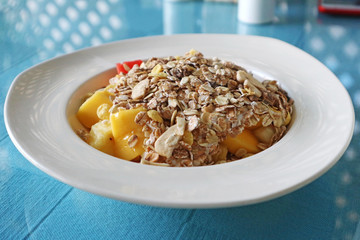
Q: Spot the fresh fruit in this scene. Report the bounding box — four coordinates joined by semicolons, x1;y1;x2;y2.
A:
88;120;115;156
77;90;113;128
223;129;260;154
110;107;146;160
116;60;143;74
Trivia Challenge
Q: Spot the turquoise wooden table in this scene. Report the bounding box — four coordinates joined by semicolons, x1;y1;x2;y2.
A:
1;1;360;239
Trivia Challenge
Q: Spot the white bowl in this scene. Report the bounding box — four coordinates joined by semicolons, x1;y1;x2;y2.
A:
4;34;354;208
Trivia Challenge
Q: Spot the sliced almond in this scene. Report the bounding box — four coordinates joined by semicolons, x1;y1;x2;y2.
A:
154;125;181;158
131;79;149;100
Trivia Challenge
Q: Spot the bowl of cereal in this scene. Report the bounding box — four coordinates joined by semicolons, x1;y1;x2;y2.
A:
5;34;354;208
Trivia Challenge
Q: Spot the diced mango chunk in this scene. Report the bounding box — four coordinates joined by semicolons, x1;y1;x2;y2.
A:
114;136;144;161
110;107;146;160
223;129;260;154
88;120;115;156
77;90;113;128
110;107;145;139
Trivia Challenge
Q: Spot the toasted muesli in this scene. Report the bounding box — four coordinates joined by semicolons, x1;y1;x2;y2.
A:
77;50;294;167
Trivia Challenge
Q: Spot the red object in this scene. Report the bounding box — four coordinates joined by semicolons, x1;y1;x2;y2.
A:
318;0;360;15
123;60;143;69
116;60;143;74
116;63;127;74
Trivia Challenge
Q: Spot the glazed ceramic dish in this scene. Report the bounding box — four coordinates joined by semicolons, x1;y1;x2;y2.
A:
4;34;354;208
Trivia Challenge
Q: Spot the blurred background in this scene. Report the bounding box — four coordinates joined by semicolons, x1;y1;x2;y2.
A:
1;0;359;97
1;1;360;239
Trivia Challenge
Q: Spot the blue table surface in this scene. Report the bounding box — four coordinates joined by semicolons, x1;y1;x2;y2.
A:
1;0;360;239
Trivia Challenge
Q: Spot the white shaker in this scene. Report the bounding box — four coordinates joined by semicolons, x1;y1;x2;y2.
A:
238;0;275;24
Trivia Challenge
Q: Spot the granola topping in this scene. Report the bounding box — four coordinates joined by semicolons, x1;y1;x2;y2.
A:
87;50;294;167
